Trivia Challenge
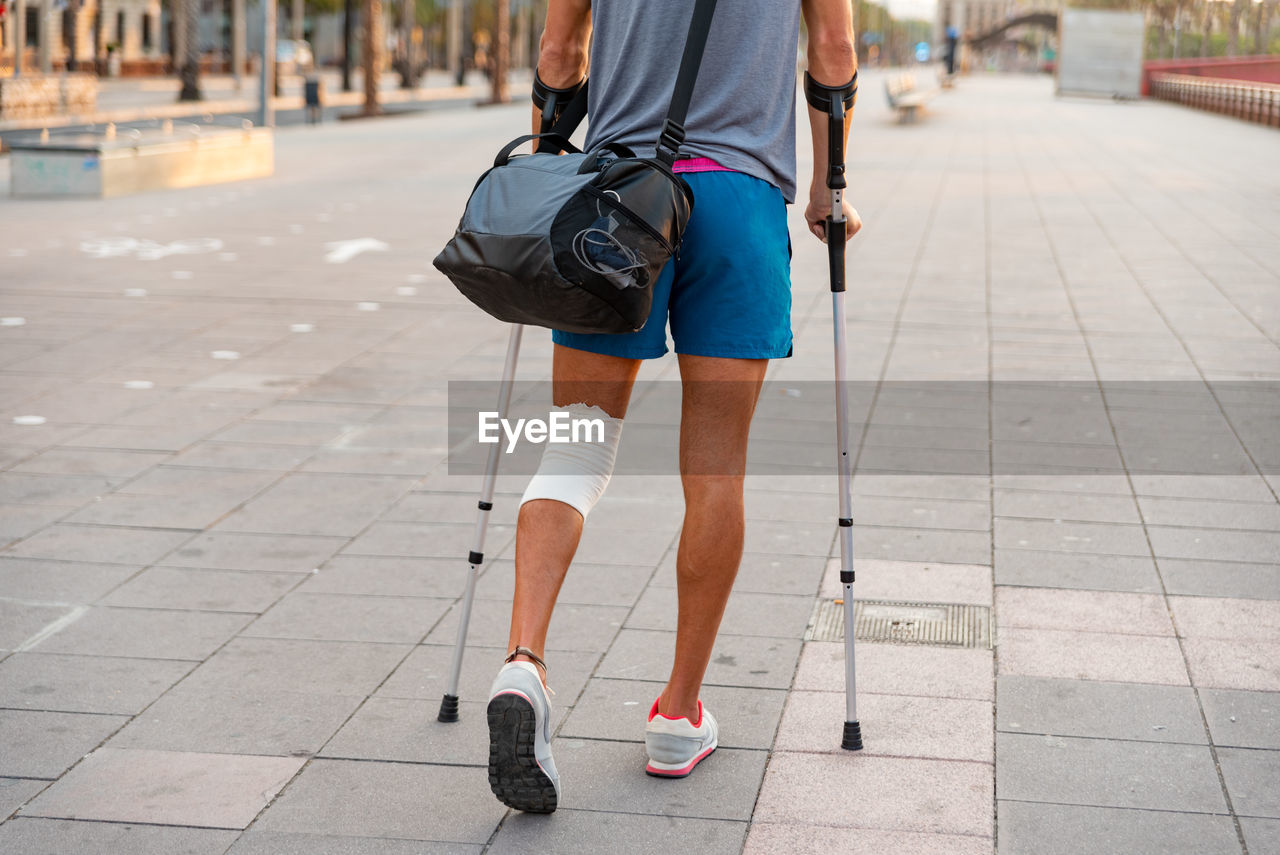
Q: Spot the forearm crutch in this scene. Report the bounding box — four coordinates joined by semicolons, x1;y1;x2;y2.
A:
437;73;586;724
805;70;863;751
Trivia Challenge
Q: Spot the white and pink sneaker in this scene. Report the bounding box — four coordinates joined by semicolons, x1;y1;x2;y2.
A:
644;697;718;778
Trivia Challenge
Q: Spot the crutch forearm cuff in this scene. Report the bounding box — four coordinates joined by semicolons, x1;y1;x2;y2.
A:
804;71;858;112
532;69;585;111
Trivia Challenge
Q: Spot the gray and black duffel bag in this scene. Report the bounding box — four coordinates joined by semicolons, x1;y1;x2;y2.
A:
433;0;717;335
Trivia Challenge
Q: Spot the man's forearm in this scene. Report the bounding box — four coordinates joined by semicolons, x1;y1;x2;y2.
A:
532;0;592;135
805;9;857;193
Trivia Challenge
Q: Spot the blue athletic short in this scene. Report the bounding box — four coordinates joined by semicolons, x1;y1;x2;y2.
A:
552;170;793;360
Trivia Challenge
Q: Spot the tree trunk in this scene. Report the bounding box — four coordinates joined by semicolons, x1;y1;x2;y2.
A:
490;0;508;103
67;0;79;71
292;0;303;41
179;0;201;99
1200;2;1213;57
1227;0;1244;55
232;0;245;86
1262;0;1275;54
362;0;381;114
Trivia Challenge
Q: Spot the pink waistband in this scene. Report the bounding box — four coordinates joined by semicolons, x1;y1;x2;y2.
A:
672;157;735;174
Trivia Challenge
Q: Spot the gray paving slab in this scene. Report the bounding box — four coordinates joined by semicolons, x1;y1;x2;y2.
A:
0;600;70;650
1183;638;1280;691
213;473;417;537
9;448;169;479
997;627;1189;685
0;653;195;714
996;587;1174;635
1159;558;1280;601
30;606;252;660
0;473;116;507
994;549;1163;593
0;558;141;603
624;585;814;639
748;823;992;855
489;809;747;855
64;492;255;530
100;566;302;612
994;489;1141;524
821;558;993;604
253;758;506;842
109;684;361;756
0;817;239;855
794;640;994;701
320;695;566;765
560;678;786;749
1217;747;1280;818
1200;689;1280;750
0;778;47;821
0;504;76;548
651;551;827;597
996;675;1206;744
163;441;318;470
1170;595;1280;641
0;709;127;779
242;592;450;644
342;521;514;560
425;598;627;653
752;752;992;836
852;525;993;565
995;519;1151;557
1241;817;1280;855
299;556;468;599
995;732;1227;813
377;645;601;707
178;637;410;698
776;689;993;762
21;748;305;828
995;801;1240;855
1137;496;1280;530
160;531;345;572
598;629;802;690
5;524;194;565
227;830;479;854
1147;526;1280;563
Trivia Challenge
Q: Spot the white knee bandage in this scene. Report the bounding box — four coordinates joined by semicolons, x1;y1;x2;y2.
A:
520;403;623;520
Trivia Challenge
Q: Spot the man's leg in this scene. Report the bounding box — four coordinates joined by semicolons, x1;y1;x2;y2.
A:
656;354;768;720
505;343;641;685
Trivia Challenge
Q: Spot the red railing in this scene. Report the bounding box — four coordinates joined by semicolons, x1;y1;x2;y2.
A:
1149;71;1280;127
1141;56;1280;95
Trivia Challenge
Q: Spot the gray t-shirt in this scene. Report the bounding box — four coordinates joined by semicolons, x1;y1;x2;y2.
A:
583;0;805;203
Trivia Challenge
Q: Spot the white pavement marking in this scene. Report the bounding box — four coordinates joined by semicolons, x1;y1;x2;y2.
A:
257;237;276;246
8;249;27;257
211;350;241;360
290;323;315;333
1;317;27;326
123;380;155;389
218;252;239;262
81;238;223;261
13;415;46;425
356;302;381;312
124;288;148;297
395;286;418;297
172;271;194;280
15;605;90;652
324;238;390;264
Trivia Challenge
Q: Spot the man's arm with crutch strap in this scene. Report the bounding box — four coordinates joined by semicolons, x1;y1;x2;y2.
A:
531;0;591;150
801;0;861;244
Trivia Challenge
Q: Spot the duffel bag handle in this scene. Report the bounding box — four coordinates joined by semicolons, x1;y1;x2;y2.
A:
575;143;640;174
495;133;582;167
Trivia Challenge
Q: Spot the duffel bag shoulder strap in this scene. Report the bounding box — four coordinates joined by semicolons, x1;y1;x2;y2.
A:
495;133;583;167
655;0;720;167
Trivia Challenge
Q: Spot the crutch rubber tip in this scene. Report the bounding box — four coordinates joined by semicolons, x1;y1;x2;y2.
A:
438;693;461;723
841;720;864;751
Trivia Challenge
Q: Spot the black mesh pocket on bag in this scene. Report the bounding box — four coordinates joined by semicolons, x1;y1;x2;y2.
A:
550;186;675;333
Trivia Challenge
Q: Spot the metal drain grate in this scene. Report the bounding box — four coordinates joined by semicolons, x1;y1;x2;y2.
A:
805;599;992;649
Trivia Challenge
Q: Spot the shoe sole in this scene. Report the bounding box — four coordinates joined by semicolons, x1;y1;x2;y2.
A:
644;743;717;778
487;692;558;813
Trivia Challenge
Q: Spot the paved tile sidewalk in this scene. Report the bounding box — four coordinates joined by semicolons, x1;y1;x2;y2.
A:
1;71;1278;853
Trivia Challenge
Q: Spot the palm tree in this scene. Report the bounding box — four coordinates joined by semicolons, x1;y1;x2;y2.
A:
179;0;203;99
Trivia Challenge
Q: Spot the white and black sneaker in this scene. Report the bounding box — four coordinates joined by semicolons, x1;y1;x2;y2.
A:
487;650;560;813
644;697;718;778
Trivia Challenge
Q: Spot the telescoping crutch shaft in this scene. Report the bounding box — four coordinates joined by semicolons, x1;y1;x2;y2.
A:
437;75;585;724
438;324;523;722
804;70;863;751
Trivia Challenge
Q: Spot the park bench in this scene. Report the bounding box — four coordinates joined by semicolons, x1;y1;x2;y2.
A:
884;73;937;123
